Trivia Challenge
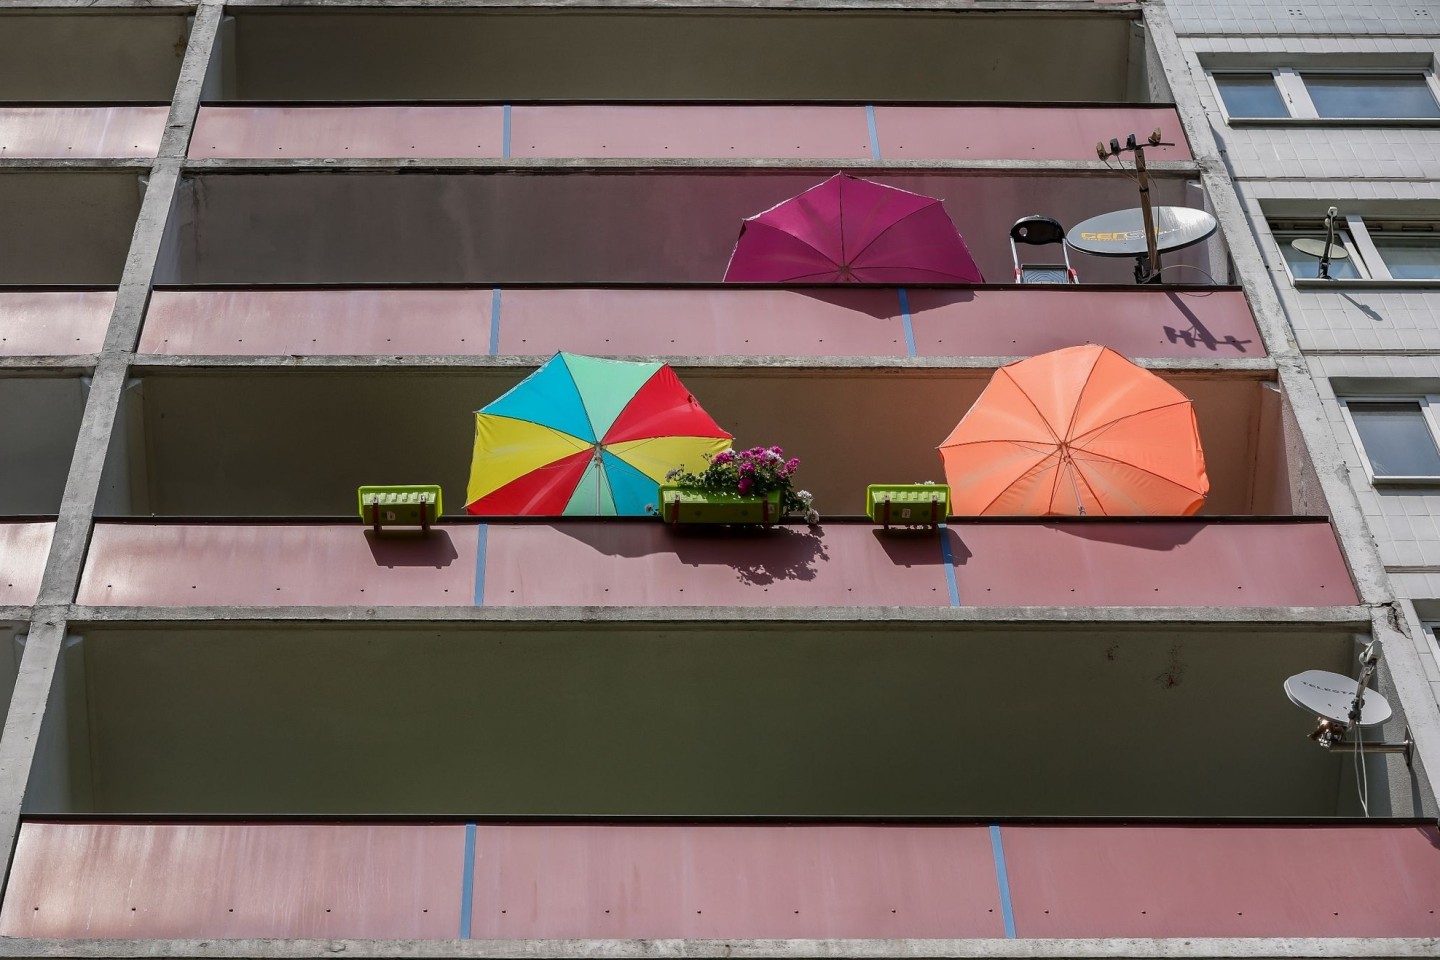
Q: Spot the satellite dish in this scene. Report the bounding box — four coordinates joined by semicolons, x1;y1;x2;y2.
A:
1066;207;1219;258
1290;237;1349;260
1284;670;1392;726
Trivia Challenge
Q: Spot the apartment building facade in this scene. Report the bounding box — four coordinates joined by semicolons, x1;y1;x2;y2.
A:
0;0;1438;957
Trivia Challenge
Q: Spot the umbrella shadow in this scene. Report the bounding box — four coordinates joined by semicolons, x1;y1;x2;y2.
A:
791;287;904;320
899;288;977;315
554;522;830;585
363;529;460;568
1040;519;1204;551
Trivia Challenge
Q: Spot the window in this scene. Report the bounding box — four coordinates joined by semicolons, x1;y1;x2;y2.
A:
1211;68;1440;121
1272;217;1440;283
1340;398;1440;482
1214;73;1289;118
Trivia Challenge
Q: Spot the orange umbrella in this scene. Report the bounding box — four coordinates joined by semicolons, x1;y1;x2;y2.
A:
939;344;1209;516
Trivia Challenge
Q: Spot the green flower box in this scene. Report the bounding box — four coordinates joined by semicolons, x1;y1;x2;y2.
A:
866;483;950;528
358;484;443;532
659;486;782;525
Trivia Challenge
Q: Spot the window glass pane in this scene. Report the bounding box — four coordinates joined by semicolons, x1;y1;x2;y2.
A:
1214;74;1289;118
1303;73;1440;118
1278;235;1360;279
1349;402;1440;477
1371;236;1440;280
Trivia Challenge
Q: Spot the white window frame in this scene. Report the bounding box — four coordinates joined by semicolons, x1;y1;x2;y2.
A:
1272;216;1440;286
1338;395;1440;485
1272;220;1373;283
1209;67;1440;123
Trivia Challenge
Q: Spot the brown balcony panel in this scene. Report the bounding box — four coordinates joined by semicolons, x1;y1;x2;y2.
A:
4;821;1438;940
139;287;1262;360
78;519;1354;609
0;290;113;356
0;107;166;160
0;522;53;606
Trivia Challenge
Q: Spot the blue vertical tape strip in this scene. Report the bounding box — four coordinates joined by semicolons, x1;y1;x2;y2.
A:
473;523;489;606
502;104;512;159
865;104;881;160
459;821;477;938
488;287;502;356
989;824;1017;938
939;524;960;607
897;287;917;358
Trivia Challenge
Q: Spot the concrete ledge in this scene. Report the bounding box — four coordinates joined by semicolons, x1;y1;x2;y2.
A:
179;157;1198;174
63;603;1372;628
0;937;1433;959
126;354;1280;373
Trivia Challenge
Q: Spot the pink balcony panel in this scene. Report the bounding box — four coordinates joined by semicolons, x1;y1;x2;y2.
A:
0;821;464;939
0;290;113;356
496;287;908;357
138;288;1259;361
77;523;478;607
0;107;166;159
908;288;1262;359
874;105;1191;162
1002;824;1440;938
481;522;952;607
510;105;872;160
0;522;54;606
947;520;1357;607
140;289;491;356
189;106;506;159
471;824;1001;939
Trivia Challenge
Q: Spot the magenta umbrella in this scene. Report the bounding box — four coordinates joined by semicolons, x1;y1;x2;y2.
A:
723;173;984;284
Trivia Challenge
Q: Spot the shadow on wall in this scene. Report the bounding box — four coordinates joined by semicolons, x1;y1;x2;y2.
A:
363;530;459;569
555;522;831;584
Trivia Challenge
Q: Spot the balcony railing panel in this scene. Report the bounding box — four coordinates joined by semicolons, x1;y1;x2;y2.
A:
1003;824;1440;938
187;105;1192;163
78;519;1355;609
0;107;166;160
0;290;113;356
949;520;1356;607
872;105;1191;162
78;524;481;608
0;522;53;606
4;821;1438;940
189;106;505;160
0;821;464;940
138;287;1263;361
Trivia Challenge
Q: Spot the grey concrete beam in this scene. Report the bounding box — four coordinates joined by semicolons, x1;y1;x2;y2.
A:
1147;1;1440;801
0;937;1434;959
126;354;1280;373
0;0;223;887
61;603;1372;629
0;358;95;373
0;159;154;172
179;158;1200;175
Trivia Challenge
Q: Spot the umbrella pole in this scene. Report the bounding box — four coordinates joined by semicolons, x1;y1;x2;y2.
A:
1062;450;1087;517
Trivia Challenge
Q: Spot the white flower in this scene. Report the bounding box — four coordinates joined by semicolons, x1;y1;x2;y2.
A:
796;490;813;503
805;508;821;526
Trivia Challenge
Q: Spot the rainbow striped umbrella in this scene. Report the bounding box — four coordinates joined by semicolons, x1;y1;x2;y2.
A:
465;353;732;516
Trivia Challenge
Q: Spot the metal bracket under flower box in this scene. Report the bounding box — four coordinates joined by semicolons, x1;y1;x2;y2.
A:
358;485;443;534
867;484;950;529
659;486;781;526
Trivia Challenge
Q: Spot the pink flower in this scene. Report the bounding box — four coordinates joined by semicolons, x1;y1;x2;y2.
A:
784;458;800;472
738;477;753;495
